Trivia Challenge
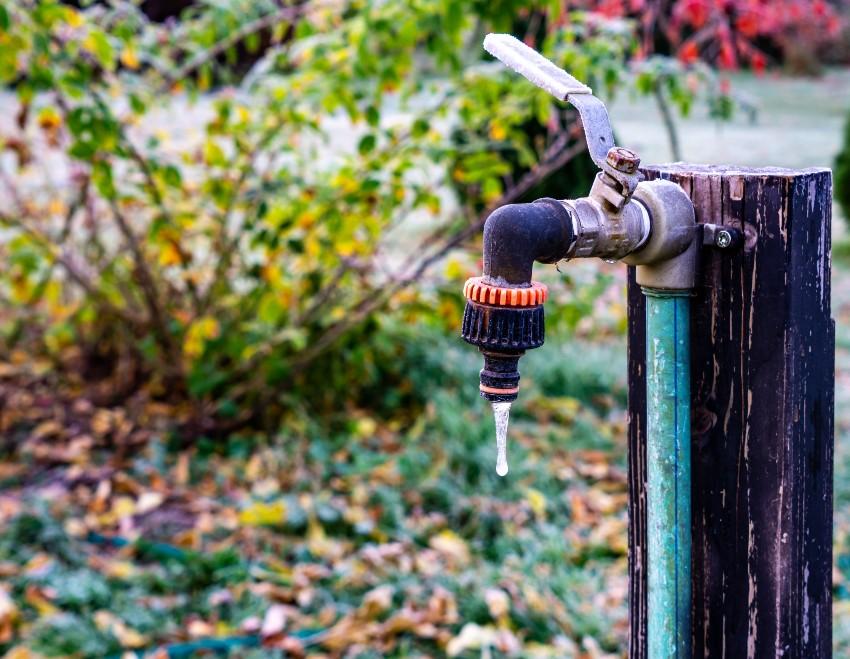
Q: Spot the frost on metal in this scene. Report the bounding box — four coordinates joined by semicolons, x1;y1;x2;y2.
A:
482;33;592;100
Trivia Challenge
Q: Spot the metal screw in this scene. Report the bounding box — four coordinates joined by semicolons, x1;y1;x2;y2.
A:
606;147;640;174
715;229;733;248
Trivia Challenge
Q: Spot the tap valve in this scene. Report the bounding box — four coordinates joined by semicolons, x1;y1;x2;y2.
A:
463;34;698;409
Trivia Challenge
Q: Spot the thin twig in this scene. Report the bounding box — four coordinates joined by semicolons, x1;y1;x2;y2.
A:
0;211;142;326
89;91;201;311
108;200;180;367
653;79;682;161
158;3;308;92
200;127;282;313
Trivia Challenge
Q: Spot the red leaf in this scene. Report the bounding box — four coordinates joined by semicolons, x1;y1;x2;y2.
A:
679;41;700;64
719;41;737;69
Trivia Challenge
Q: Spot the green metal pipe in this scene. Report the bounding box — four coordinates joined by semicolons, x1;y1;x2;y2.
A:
644;288;692;658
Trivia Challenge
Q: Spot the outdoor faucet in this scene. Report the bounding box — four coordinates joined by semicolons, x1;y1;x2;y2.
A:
462;34;704;652
461;34;698;474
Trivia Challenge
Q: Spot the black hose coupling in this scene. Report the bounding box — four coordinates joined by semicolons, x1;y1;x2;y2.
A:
461;278;547;402
460;197;573;402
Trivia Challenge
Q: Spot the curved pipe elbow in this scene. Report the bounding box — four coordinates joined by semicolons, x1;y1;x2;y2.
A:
483;198;575;286
622;179;698;291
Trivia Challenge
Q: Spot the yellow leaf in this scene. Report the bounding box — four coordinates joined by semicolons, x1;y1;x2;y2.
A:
94;611;147;648
120;47;140;70
203;139;226;166
65;8;84;28
239;500;286;527
235;106;251;124
32;420;63;440
526;488;547;519
2;647;38;659
305;236;321;259
159;243;182;267
81;35;97;56
522;584;549;614
112;496;136;520
23;586;57;616
261;264;282;286
183;316;220;358
296;210;317;229
37;109;62;132
307;517;333;557
337;240;358;257
443;258;465;281
104;560;136;580
489;122;507;141
355;417;377;439
330;174;357;194
245;454;263;481
429;530;470;566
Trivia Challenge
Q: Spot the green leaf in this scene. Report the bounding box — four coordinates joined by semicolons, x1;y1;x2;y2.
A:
91;160;115;198
162;164;182;188
412;118;429;138
129;93;146;115
85;30;115;70
365;106;380;127
358;134;377;155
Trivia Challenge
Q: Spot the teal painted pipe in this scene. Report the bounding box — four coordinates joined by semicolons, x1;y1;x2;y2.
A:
644;288;692;658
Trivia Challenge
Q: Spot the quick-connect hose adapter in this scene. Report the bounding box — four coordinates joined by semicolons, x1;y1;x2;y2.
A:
461;198;574;402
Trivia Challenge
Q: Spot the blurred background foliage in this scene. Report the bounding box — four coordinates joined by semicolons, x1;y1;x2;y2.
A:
0;0;791;434
0;0;849;657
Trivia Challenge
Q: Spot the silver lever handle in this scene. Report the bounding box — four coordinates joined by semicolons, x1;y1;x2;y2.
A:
482;33;617;172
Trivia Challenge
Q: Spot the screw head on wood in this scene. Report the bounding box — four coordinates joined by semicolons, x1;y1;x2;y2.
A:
606;147;641;174
715;229;733;248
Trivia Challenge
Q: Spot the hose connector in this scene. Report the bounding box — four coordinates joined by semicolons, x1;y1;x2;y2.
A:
461;277;548;402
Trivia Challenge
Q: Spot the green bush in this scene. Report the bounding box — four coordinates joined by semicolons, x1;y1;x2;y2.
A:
0;1;724;431
836;111;850;227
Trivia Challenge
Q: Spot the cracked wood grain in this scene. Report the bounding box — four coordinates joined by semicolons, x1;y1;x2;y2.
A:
627;165;834;658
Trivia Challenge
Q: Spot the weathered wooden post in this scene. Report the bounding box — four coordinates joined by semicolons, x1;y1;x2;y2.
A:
627;165;834;657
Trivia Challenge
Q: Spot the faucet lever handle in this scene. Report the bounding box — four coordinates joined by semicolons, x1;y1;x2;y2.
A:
482;33;618;173
483;33;593;99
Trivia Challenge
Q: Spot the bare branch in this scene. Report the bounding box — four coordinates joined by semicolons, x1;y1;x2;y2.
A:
108;200;181;369
652;79;682;161
0;211;143;327
158;3;309;92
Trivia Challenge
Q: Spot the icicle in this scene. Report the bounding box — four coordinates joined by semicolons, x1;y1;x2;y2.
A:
492;402;512;477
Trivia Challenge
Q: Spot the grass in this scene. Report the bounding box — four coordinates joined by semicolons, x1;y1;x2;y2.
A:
0;320;633;657
609;68;850;171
